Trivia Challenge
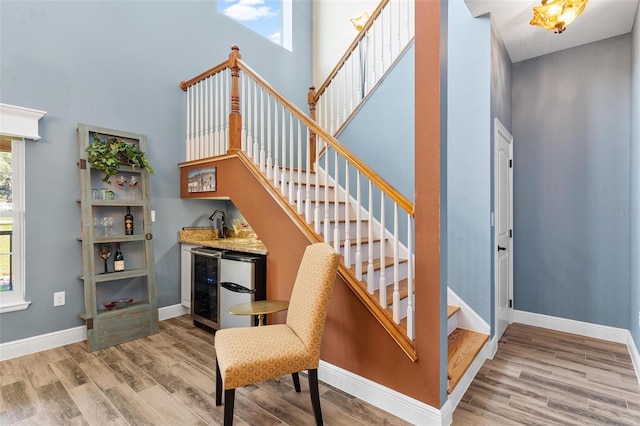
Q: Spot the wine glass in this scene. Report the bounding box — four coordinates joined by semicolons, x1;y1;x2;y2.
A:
102;216;114;236
232;218;243;238
98;243;112;274
116;175;127;199
129;176;138;200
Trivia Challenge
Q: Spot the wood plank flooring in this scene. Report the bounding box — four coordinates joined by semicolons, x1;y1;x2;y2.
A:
0;315;411;426
453;322;640;426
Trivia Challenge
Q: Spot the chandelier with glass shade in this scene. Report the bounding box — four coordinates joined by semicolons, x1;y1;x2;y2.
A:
530;0;589;34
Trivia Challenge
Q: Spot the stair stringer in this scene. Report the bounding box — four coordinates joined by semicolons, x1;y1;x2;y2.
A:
236;152;418;361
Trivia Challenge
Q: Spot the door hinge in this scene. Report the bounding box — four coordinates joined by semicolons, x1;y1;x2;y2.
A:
509;159;513;168
509;299;513;308
509;229;513;238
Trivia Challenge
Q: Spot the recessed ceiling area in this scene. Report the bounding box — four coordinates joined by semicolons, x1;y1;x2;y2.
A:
464;0;639;62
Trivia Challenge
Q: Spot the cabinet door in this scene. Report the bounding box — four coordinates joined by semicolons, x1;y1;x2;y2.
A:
181;244;197;308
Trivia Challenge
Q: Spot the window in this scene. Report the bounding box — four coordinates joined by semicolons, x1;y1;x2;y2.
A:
0;138;26;313
218;0;292;51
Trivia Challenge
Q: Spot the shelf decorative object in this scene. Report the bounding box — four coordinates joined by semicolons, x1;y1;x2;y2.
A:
77;123;159;351
86;133;154;184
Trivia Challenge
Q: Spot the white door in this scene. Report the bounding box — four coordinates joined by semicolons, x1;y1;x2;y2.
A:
494;118;513;341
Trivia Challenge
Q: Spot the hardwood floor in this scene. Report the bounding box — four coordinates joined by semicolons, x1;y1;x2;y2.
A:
453;323;640;426
0;315;411;426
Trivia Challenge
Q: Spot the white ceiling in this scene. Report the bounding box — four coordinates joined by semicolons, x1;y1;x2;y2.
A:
464;0;639;62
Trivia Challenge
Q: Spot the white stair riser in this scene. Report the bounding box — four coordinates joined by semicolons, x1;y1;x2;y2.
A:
304;202;356;221
291;185;343;202
320;221;368;242
448;311;459;336
362;263;409;288
340;240;383;262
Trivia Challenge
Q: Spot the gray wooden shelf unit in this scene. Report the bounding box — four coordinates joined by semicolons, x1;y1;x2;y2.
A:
77;123;159;351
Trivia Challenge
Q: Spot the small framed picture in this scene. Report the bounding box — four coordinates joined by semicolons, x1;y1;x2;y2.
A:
187;167;216;193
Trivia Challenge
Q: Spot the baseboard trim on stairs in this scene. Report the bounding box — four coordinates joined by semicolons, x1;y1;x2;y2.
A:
318;360;452;425
0;304;188;361
512;309;640;386
447;339;491;411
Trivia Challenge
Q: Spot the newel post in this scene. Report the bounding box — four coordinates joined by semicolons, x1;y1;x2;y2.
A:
307;86;317;172
228;45;242;153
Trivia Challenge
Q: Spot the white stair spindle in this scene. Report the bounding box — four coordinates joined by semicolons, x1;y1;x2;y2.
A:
253;80;259;164
407;213;414;340
355;171;362;280
305;127;311;223
314;138;321;234
393;202;400;324
288;112;295;204
208;77;214;157
343;163;351;266
240;73;246;152
379;194;386;308
260;87;266;171
333;151;339;252
296;120;302;215
367;181;375;293
273;102;280;188
266;95;272;178
323;148;330;244
186;86;191;161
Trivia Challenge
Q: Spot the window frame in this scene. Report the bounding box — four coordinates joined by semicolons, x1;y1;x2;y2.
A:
0;103;45;313
0;139;27;313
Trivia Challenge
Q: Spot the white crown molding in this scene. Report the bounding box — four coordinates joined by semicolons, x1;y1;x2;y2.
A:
0;103;46;141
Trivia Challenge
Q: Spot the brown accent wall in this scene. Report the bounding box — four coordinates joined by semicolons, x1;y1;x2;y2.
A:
178;0;443;409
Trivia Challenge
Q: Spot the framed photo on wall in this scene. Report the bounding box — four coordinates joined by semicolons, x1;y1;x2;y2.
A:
187;167;216;193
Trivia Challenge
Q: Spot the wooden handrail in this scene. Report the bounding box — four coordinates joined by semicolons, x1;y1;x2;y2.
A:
237;58;414;216
313;0;389;101
180;58;231;91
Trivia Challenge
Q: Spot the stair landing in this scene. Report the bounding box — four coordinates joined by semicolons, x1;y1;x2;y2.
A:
447;328;488;394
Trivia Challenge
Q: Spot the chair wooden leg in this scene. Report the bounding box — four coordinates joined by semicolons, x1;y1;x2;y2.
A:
223;389;235;426
292;372;301;392
215;359;222;406
308;369;323;426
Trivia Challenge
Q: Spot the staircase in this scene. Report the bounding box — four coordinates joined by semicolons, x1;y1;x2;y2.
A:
178;0;490;400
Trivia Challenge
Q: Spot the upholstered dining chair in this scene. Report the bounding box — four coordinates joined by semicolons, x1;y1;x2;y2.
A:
215;242;340;426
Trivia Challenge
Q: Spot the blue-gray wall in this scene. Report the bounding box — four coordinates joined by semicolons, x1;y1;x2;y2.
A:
447;0;492;324
337;45;415;202
0;0;312;343
630;6;640;352
512;35;631;329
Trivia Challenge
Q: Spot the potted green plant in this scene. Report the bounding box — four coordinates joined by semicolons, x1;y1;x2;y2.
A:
86;133;154;184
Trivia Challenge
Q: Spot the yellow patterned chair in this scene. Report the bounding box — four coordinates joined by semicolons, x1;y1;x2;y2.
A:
215;242;340;425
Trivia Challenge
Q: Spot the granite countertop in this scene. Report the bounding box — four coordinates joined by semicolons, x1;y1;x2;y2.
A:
178;227;268;255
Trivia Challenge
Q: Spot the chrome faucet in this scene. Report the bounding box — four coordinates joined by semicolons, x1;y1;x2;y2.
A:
208;209;228;238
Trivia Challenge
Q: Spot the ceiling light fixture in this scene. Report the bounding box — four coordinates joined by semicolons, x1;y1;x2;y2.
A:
350;12;370;32
530;0;588;34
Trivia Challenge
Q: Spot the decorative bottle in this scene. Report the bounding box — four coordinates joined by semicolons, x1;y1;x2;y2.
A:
124;207;134;235
114;243;125;272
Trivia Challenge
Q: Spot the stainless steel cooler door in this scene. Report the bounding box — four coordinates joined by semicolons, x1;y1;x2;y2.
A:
220;257;256;328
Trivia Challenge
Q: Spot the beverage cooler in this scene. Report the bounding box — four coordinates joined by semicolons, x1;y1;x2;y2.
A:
190;247;266;331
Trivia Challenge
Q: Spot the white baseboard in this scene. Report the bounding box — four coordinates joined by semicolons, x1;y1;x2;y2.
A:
159;304;189;321
318;360;451;425
0;304;188;361
513;310;640;385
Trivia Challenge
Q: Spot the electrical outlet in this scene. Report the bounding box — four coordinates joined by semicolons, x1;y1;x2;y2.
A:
54;291;65;307
638;310;640;328
151;210;156;222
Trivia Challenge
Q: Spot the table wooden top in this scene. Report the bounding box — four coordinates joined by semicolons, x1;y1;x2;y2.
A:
227;300;289;316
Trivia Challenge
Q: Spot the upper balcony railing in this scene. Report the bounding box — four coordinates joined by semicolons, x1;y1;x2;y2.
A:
310;0;415;136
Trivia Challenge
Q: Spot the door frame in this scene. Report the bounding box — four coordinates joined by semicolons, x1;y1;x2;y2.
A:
494;118;513;341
